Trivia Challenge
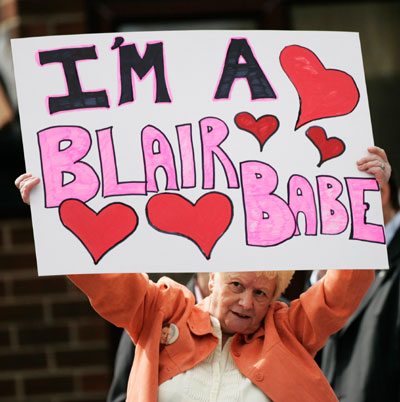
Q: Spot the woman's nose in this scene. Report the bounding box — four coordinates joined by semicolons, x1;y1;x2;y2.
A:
239;290;253;310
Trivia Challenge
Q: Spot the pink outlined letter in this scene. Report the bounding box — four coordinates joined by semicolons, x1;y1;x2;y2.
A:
141;125;178;192
240;161;295;246
96;127;146;197
288;175;317;236
37;126;99;208
200;117;239;189
317;176;349;235
176;124;196;188
345;178;385;243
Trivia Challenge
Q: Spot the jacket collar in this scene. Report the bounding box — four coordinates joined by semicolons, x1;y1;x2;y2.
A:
187;296;215;336
243;325;265;343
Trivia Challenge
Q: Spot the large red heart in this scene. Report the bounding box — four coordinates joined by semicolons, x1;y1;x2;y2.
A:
59;199;138;264
280;45;360;129
234;112;279;151
306;126;345;167
146;192;233;259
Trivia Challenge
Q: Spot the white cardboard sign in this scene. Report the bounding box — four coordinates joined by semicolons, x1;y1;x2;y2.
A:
11;30;388;275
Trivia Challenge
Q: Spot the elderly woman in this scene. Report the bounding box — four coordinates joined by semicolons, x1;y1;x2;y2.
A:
15;146;390;402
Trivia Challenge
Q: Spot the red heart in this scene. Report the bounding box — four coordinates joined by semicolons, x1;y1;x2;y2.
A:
234;112;279;151
306;126;345;167
59;199;138;264
280;45;360;129
146;192;233;259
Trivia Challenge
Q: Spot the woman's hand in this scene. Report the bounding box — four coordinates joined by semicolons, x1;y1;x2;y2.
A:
15;173;40;205
357;146;391;187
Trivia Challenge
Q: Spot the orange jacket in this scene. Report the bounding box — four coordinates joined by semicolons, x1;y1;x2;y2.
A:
69;269;374;402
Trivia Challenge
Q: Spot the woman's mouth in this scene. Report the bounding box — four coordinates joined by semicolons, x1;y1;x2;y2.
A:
232;311;251;319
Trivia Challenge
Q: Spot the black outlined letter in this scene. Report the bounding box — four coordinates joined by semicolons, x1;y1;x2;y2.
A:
214;38;276;100
113;38;172;105
39;46;109;114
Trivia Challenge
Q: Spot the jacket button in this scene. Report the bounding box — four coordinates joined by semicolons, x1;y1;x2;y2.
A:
255;372;264;382
166;367;171;372
233;350;241;357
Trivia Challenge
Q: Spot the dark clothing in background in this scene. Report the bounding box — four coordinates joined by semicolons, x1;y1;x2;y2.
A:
320;227;400;402
107;330;134;402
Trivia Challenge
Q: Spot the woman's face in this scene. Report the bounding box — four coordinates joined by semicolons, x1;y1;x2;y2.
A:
208;272;276;336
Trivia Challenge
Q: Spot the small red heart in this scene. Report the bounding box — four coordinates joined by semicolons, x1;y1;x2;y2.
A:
59;199;138;264
146;192;233;259
280;45;360;129
306;126;345;167
234;112;279;151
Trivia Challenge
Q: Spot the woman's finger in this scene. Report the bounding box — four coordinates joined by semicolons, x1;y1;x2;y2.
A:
367;146;389;163
357;146;389;166
357;159;386;172
17;176;40;205
356;147;391;187
15;173;33;190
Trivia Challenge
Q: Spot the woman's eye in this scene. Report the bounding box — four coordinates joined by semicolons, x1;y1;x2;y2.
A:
230;282;242;292
255;289;267;298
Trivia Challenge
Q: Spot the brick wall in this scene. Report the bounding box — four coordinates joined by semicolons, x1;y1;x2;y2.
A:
0;219;113;402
